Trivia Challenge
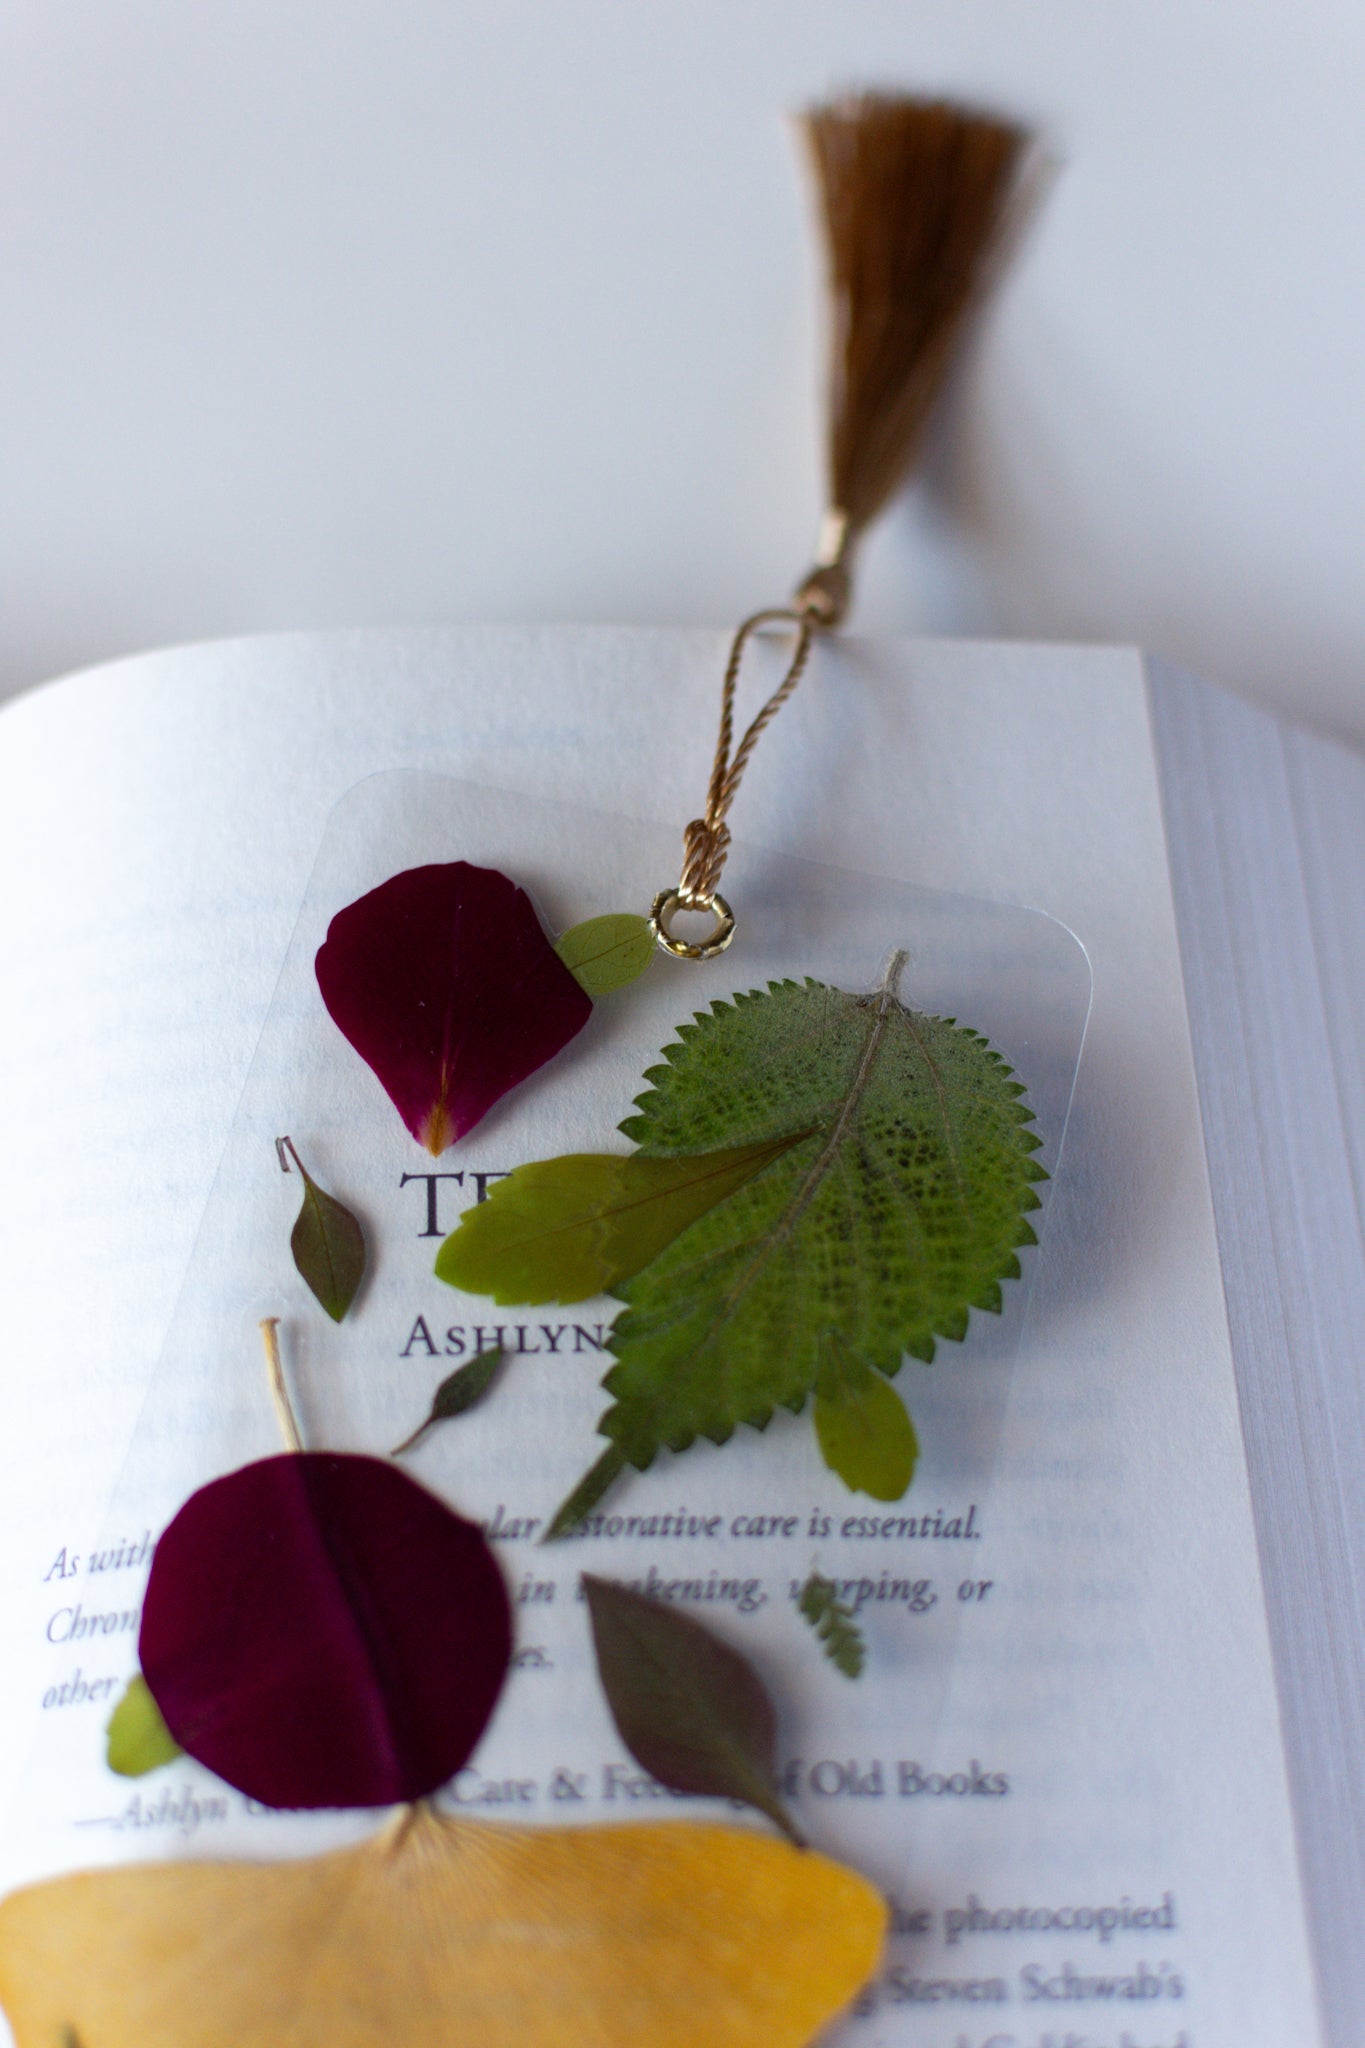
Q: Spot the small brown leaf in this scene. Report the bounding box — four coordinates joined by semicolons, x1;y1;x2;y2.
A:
278;1136;366;1321
583;1575;799;1843
392;1350;504;1455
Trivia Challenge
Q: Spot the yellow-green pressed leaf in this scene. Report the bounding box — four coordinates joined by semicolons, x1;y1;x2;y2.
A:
435;1137;802;1306
105;1675;182;1778
555;914;655;996
813;1333;919;1502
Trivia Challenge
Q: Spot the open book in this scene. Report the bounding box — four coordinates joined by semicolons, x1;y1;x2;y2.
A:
1;625;1362;2047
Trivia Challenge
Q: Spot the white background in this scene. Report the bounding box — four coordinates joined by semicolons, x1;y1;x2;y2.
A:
2;0;1364;746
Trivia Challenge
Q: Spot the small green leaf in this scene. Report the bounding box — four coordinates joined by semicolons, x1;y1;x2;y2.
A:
555;913;655;996
279;1136;366;1322
106;1673;183;1777
435;1136;801;1306
813;1332;919;1501
798;1572;866;1680
392;1350;504;1455
583;1575;801;1844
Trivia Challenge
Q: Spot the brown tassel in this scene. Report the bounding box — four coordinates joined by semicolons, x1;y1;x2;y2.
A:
655;92;1033;954
794;94;1029;626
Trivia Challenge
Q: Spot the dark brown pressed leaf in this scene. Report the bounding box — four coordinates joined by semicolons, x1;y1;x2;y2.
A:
139;1453;512;1809
278;1137;366;1322
583;1576;800;1843
392;1350;504;1455
315;862;593;1154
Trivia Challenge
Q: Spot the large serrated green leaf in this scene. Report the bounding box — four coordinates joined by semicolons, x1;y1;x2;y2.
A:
553;966;1044;1529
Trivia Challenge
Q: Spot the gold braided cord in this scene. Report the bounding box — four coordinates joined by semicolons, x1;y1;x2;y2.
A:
676;607;815;905
652;98;1030;962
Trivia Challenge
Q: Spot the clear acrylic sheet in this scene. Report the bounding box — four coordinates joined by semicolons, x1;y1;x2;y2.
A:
10;772;1090;1917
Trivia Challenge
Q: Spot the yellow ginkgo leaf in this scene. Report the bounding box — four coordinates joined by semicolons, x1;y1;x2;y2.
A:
0;1805;885;2048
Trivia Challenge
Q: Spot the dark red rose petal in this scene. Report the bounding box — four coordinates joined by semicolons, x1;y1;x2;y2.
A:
315;862;593;1153
139;1453;512;1810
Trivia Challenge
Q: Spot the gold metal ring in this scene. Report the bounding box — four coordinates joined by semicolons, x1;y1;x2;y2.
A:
649;887;736;961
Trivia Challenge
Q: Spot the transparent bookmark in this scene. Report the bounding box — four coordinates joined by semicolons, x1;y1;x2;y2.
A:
9;771;1090;1902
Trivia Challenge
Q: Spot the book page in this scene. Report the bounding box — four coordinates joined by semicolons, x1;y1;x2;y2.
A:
0;627;1323;2045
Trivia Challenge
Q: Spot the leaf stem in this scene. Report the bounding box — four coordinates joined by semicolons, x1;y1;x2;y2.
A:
878;948;909;1001
276;1133;305;1176
544;1442;629;1541
378;1799;427;1859
390;1417;434;1459
260;1316;304;1452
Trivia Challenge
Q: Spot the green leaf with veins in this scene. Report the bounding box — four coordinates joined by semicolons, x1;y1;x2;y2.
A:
435;1137;803;1306
547;959;1044;1534
554;913;655;996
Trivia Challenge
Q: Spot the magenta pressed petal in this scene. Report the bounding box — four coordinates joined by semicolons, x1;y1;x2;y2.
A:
315;862;593;1153
139;1454;512;1810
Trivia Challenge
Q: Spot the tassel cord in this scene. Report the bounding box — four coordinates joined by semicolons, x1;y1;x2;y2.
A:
676;605;816;907
652;94;1029;962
